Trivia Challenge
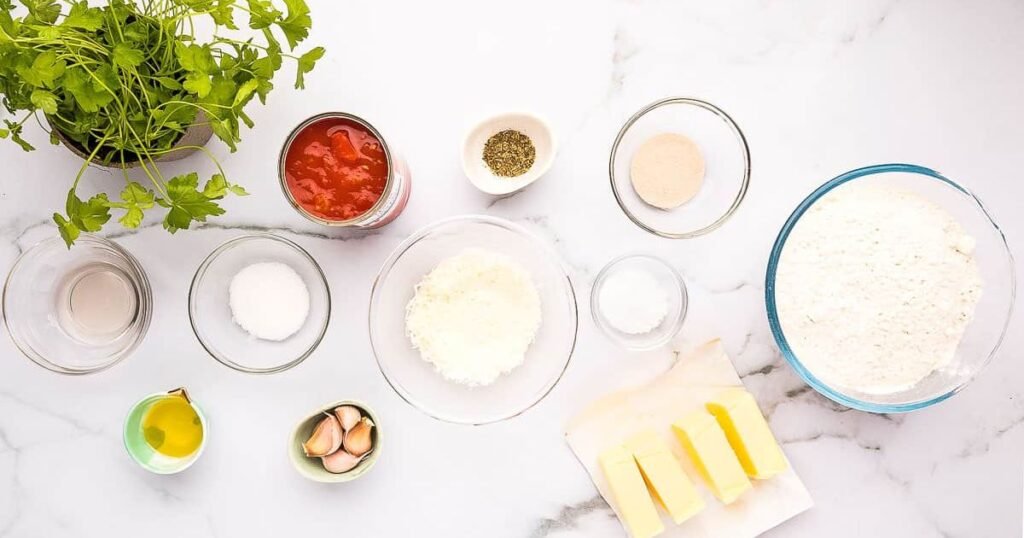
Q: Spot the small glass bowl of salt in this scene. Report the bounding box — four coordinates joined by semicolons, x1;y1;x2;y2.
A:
189;234;331;374
590;254;687;350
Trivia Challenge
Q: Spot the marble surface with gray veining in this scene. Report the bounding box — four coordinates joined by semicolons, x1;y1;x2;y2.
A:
1;0;1022;536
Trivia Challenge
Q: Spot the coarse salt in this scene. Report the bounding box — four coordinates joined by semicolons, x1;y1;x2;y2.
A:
599;268;669;335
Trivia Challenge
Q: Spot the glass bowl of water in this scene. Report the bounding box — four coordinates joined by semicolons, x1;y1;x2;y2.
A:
3;235;153;374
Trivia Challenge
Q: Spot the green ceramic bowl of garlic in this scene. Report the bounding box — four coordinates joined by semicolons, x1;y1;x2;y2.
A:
289;400;380;483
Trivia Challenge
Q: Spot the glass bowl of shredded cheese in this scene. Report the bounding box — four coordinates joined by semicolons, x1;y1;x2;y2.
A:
766;164;1015;413
369;215;578;425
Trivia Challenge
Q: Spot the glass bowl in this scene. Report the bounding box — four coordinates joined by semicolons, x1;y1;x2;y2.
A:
3;235;152;374
189;234;331;374
369;215;578;425
591;254;688;350
765;164;1016;413
609;97;751;239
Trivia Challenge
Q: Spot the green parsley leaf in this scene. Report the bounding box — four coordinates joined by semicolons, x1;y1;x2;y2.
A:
154;77;182;91
201;173;228;198
30;89;57;114
278;0;311;50
63;2;104;31
157;173;226;233
112;43;145;69
107;182;155;228
294;46;324;89
2;120;34;151
16;51;66;88
183;72;212;97
251;42;282;79
175;43;217;74
208;0;238;29
246;0;281;30
62;66;115;112
65;190;112;233
232;78;259;107
53;213;80;247
18;0;60;24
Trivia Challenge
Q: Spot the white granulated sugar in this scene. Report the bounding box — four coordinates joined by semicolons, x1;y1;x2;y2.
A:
776;181;983;394
229;262;310;341
598;269;668;335
405;248;542;387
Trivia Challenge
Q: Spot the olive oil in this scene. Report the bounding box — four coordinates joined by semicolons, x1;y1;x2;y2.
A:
142;394;204;458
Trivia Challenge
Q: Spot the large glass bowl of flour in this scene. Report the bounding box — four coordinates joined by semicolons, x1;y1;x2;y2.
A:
369;215;578;424
766;164;1015;412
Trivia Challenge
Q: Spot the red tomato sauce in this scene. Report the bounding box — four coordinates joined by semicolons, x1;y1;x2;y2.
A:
284;117;389;221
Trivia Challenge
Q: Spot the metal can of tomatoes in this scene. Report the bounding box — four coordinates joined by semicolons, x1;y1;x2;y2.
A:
279;112;411;229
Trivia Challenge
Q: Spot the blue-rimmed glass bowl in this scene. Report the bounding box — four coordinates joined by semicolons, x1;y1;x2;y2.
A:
765;164;1015;412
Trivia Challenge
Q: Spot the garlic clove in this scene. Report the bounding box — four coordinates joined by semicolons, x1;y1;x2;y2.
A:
321;449;363;474
343;417;374;457
334;405;362;432
303;414;343;457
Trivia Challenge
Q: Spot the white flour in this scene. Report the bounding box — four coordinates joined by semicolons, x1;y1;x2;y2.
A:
775;181;983;394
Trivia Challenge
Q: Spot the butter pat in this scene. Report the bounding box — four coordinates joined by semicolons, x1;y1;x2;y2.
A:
599;445;665;538
625;430;705;524
672;411;752;504
707;389;788;480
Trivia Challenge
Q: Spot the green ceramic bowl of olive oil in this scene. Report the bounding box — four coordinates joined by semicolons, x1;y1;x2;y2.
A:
124;388;208;474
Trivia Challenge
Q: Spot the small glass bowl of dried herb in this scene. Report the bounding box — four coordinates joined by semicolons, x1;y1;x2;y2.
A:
462;112;556;195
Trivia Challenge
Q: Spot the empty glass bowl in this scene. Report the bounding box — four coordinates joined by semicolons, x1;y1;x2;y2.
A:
610;97;750;238
189;234;331;374
3;235;152;374
369;215;578;425
591;254;688;350
766;164;1016;412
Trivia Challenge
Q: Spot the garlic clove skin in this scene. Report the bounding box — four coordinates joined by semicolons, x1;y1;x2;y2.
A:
343;417;374;457
321;449;364;474
334;405;362;432
303;414;343;457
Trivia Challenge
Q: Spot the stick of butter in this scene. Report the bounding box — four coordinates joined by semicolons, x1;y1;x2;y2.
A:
706;389;788;480
625;430;705;525
672;411;752;504
599;444;665;538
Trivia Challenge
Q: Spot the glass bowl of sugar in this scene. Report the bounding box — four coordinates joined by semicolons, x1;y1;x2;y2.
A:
189;233;331;374
590;254;688;351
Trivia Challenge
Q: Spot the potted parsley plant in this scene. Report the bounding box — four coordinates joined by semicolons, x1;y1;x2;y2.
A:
0;0;325;245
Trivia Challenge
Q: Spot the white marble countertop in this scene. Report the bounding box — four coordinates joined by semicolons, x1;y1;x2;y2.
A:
1;0;1022;536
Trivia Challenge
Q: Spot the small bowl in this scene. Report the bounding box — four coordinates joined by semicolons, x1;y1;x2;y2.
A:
766;164;1016;412
462;112;556;195
590;254;688;350
189;233;331;374
369;215;578;425
610;97;751;239
3;234;152;374
123;388;208;475
289;400;381;483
